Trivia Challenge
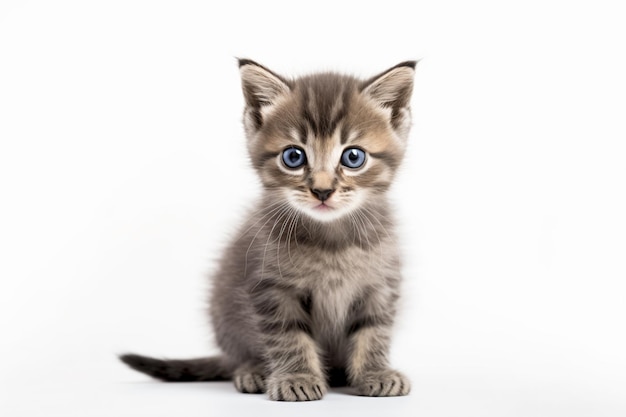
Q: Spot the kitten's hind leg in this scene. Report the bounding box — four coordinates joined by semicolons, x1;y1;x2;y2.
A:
233;362;266;394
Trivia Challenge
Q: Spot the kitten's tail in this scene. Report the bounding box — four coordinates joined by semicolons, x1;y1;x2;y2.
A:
119;353;233;382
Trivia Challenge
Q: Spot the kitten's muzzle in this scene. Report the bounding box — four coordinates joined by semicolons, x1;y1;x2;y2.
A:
310;188;335;202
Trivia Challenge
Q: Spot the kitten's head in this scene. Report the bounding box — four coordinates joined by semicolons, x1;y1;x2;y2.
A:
238;59;416;223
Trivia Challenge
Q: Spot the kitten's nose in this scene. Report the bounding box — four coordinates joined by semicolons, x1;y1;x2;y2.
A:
310;188;335;202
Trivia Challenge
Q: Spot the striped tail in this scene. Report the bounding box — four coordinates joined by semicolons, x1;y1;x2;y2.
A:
119;353;233;382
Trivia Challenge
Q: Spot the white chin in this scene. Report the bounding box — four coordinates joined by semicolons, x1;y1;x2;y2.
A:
302;205;350;222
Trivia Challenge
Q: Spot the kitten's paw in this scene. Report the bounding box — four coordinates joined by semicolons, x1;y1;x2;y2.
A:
233;364;266;394
353;369;411;397
267;373;327;401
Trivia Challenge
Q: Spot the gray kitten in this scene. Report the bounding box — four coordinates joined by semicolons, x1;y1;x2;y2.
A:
121;59;416;401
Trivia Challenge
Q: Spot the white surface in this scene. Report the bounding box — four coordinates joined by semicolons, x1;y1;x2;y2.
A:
1;1;625;416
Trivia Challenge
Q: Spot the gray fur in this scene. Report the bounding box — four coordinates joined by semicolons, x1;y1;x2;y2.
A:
120;59;417;401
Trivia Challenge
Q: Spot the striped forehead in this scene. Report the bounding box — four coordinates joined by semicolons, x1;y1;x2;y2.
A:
295;73;356;141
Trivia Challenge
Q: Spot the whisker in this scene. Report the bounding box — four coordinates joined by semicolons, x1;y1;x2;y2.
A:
357;207;385;260
234;200;287;242
355;210;373;250
361;205;393;241
260;206;291;280
244;201;291;277
276;207;296;280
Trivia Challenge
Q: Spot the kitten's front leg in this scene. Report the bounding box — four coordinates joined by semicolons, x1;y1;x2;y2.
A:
250;280;326;401
264;332;326;401
346;292;411;397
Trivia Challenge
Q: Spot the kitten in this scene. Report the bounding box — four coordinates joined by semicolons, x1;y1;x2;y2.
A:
120;59;417;401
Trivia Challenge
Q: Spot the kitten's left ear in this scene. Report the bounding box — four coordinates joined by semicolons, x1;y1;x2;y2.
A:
362;61;417;131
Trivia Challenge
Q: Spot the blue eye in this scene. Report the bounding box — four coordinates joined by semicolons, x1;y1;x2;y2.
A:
341;148;366;168
282;146;307;169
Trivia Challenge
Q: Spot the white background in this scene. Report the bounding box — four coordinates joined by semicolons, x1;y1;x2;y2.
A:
1;1;625;416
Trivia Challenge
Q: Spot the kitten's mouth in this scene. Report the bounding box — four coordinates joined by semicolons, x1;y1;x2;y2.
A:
313;203;333;211
296;199;353;222
288;193;350;222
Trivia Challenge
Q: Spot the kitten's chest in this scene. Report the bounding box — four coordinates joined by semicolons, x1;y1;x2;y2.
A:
283;244;384;324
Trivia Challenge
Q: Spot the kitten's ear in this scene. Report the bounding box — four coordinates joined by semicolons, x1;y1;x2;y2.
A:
362;61;417;131
238;59;291;110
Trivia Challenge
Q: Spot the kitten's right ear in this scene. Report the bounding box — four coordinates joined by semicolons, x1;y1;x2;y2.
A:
238;59;290;110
